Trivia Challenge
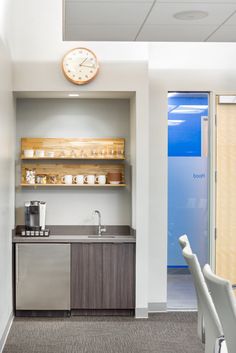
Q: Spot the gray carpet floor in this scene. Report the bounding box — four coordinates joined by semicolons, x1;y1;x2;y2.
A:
3;312;204;353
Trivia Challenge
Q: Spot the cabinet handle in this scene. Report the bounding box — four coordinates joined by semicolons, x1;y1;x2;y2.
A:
16;245;19;284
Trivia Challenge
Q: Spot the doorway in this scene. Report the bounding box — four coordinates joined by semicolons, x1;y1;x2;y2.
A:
167;92;209;309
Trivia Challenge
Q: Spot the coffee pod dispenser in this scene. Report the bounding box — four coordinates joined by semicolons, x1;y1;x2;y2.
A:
23;201;49;237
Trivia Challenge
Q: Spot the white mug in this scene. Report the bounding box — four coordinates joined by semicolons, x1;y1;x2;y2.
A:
84;174;95;184
35;149;45;157
96;175;106;185
24;149;34;158
73;175;85;185
61;174;73;184
46;151;55;158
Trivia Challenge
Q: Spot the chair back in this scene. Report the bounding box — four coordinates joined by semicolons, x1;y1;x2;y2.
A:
182;244;223;352
179;234;190;250
203;264;236;353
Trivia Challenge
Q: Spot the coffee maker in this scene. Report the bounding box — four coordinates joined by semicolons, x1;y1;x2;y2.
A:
23;201;49;237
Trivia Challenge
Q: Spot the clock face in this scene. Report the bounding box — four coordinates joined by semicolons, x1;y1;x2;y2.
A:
62;47;99;85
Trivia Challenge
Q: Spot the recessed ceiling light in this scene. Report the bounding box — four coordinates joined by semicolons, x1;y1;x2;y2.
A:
68;93;80;97
173;10;208;21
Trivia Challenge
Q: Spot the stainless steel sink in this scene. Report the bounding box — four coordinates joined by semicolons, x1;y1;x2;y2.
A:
88;235;116;239
49;234;135;242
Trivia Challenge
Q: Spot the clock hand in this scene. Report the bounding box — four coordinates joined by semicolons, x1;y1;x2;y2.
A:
80;64;95;68
79;58;88;66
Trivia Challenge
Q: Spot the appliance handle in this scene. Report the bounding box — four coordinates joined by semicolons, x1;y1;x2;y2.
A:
16;245;19;285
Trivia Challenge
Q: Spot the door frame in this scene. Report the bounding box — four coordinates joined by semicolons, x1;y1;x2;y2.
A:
209;91;216;269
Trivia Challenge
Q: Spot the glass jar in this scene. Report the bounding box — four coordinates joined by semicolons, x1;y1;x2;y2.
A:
25;169;36;184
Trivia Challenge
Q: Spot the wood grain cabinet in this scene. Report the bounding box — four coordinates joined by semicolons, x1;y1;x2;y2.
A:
71;243;103;309
71;243;135;312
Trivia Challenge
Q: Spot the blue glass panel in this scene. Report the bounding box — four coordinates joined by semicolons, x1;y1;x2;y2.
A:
168;93;209;267
168;94;208;157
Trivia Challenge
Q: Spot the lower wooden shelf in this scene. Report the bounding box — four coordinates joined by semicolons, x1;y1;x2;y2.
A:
20;183;127;187
21;163;126;186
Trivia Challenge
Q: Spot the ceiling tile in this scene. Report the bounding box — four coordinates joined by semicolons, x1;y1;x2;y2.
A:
65;24;139;41
137;24;218;41
146;3;236;25
65;2;153;25
206;25;236;41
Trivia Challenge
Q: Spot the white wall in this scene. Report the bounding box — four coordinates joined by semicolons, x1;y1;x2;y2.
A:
148;42;236;308
0;0;15;348
16;98;131;226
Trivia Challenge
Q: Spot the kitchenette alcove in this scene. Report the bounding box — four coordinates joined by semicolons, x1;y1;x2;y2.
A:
13;91;138;316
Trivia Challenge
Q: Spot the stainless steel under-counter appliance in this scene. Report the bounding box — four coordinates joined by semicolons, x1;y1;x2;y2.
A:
15;244;70;312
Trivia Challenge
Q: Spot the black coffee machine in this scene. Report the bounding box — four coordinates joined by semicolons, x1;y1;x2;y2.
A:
23;201;49;237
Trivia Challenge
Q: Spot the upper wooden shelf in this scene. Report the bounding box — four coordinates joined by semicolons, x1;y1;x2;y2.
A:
21;138;125;160
21;157;125;160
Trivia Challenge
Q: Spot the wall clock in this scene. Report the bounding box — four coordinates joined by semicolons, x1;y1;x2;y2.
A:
62;47;99;85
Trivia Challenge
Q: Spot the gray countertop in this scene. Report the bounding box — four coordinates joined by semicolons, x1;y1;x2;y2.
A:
12;225;136;243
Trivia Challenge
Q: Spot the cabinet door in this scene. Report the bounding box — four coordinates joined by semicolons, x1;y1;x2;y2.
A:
71;243;103;309
102;243;135;309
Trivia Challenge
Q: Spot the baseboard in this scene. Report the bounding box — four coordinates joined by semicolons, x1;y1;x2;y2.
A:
135;307;148;318
15;310;70;318
148;302;167;312
0;312;13;353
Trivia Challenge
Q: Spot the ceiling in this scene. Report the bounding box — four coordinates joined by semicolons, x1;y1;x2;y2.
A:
63;0;236;42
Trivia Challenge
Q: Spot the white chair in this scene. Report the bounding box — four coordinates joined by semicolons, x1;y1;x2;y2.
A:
180;238;223;353
179;234;190;250
203;264;236;353
179;234;204;342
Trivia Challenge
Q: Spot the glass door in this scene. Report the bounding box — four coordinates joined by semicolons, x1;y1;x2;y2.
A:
167;92;209;309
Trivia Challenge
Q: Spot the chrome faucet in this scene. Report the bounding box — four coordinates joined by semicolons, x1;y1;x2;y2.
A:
93;210;106;237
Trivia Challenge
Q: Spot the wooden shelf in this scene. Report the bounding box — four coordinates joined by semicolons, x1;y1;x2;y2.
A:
21;138;125;160
21;163;125;185
21;183;127;187
21;157;125;161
